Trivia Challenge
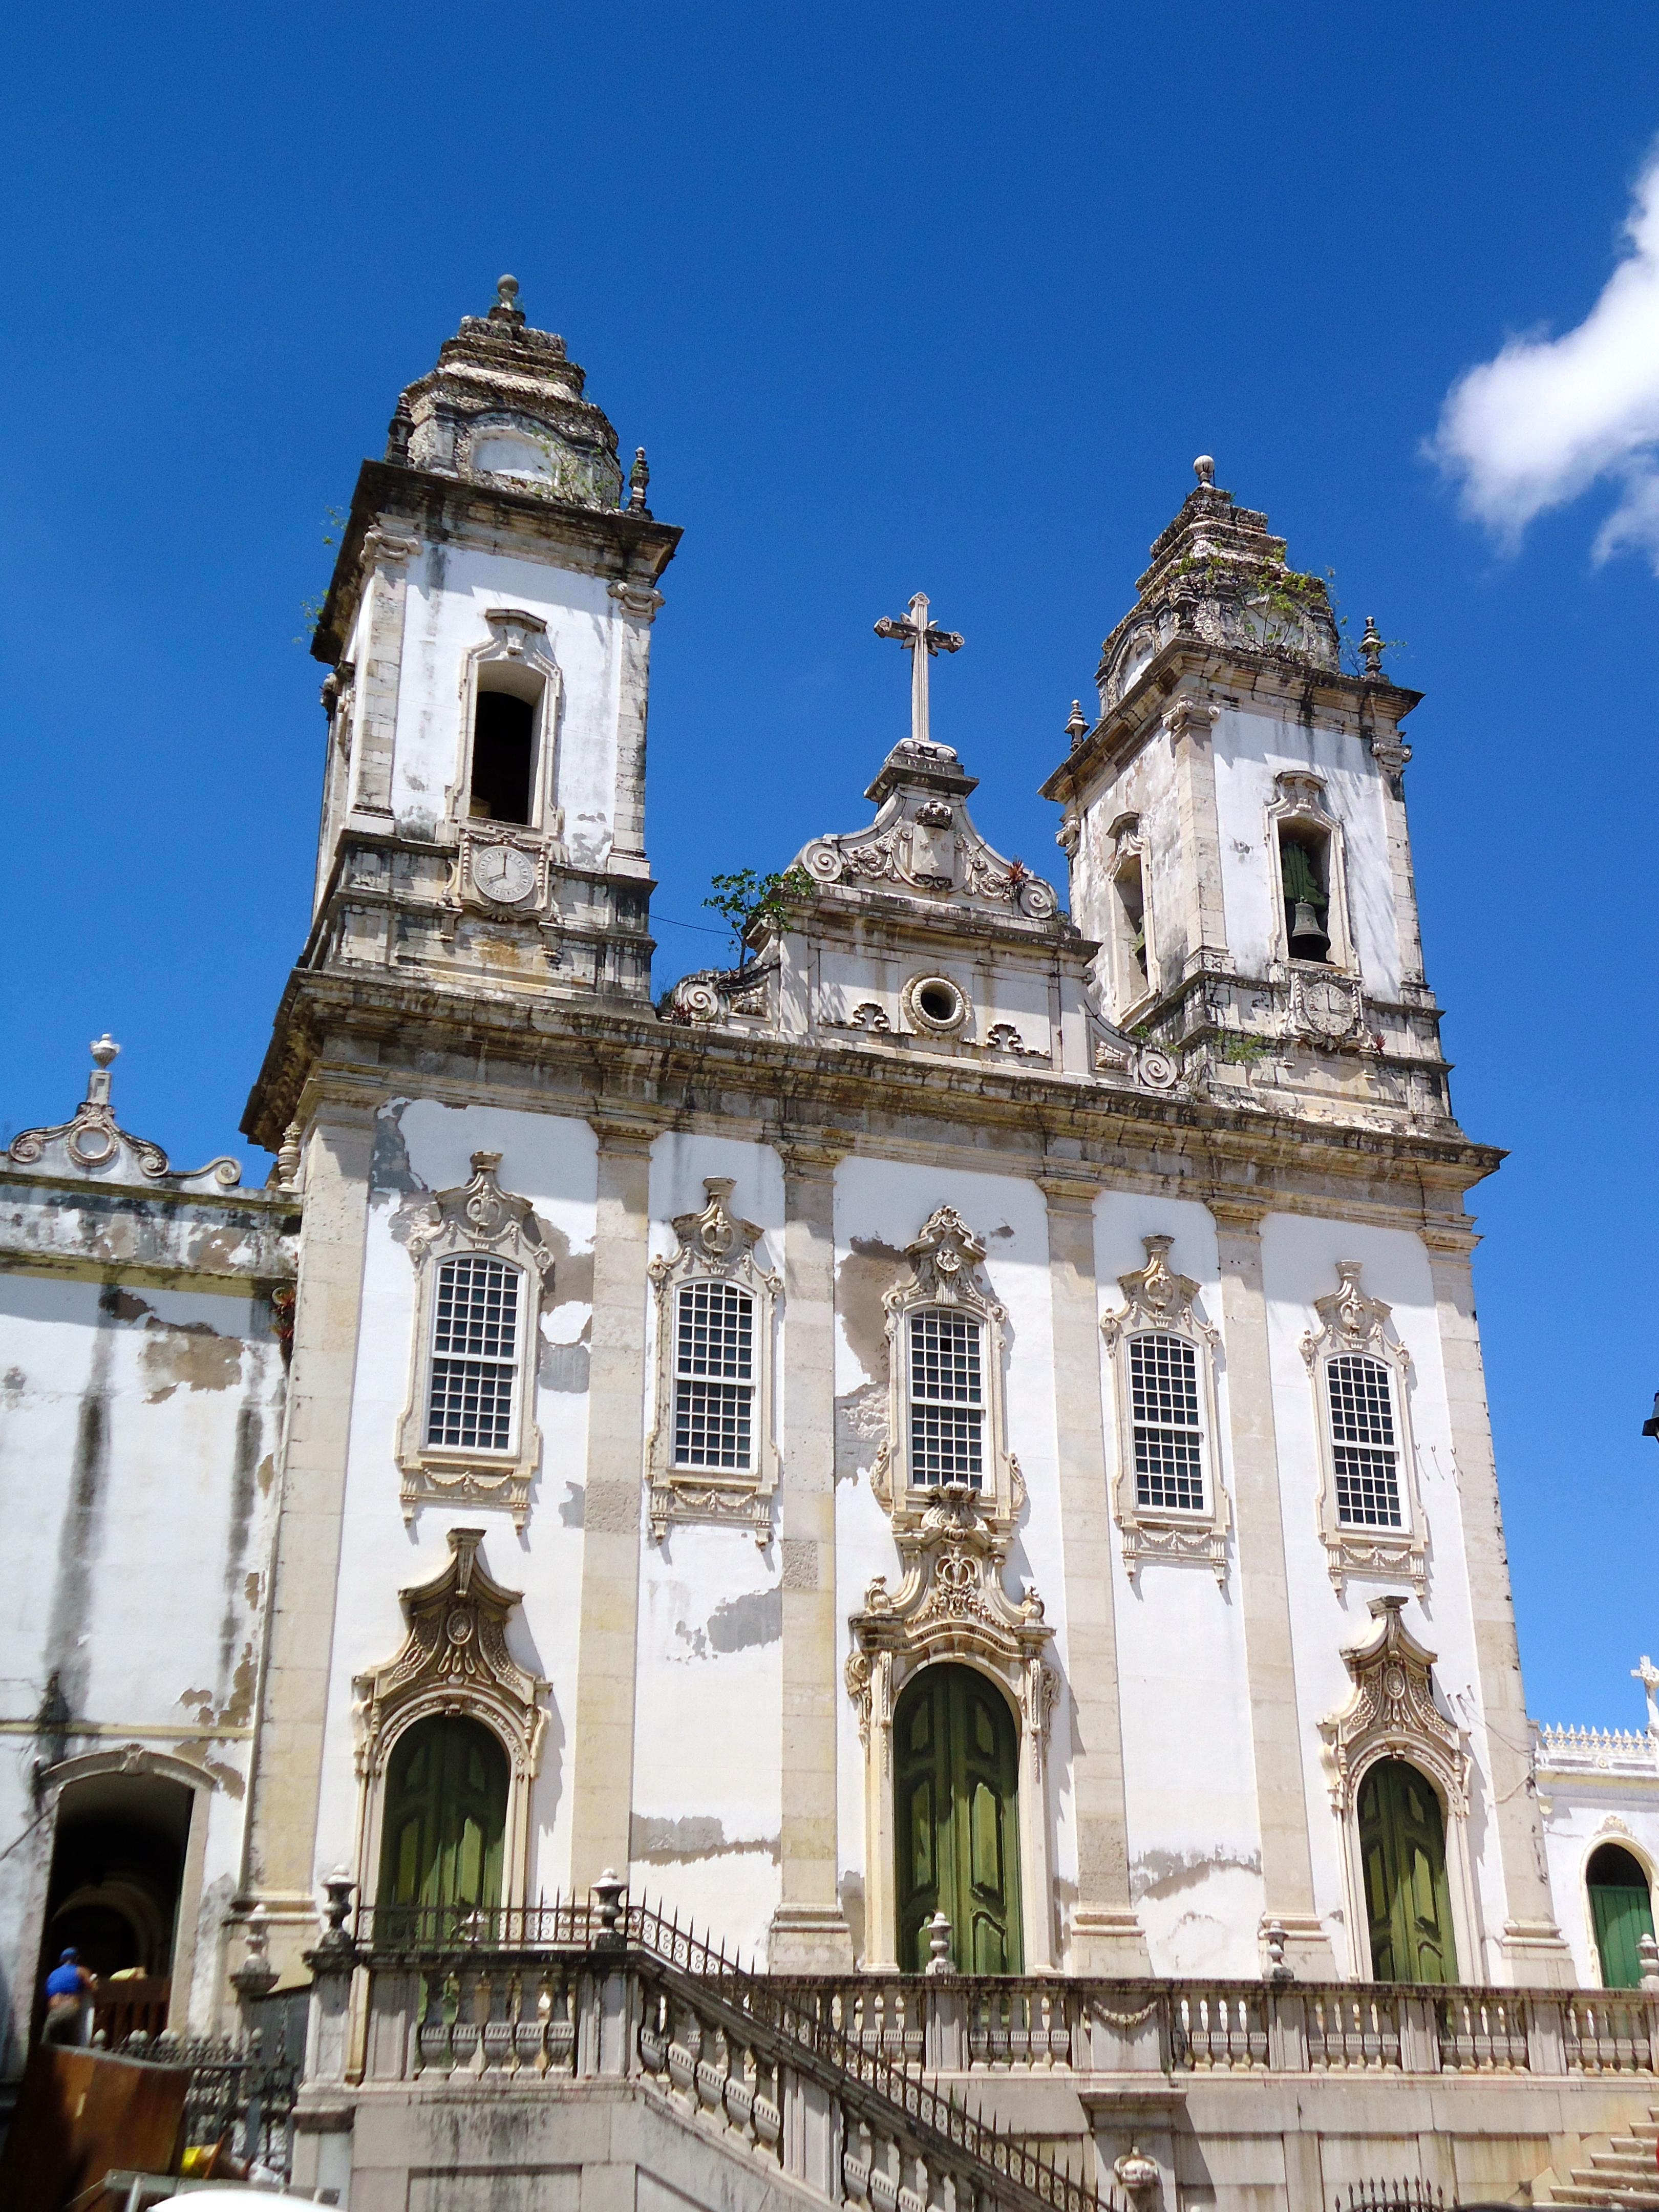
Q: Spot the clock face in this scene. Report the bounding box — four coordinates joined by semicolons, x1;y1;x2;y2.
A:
472;842;537;906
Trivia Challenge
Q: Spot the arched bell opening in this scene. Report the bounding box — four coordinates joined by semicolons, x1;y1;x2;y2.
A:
1357;1757;1458;1985
34;1770;196;2044
375;1713;511;1934
892;1663;1023;1974
1587;1842;1656;1990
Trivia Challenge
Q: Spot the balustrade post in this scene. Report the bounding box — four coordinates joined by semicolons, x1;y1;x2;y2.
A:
1525;1990;1567;2076
925;1975;966;2073
1266;1986;1307;2072
1396;1993;1440;2073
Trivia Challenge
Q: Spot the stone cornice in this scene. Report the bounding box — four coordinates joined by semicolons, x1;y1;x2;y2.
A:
243;963;1503;1228
1040;645;1421;806
312;458;682;667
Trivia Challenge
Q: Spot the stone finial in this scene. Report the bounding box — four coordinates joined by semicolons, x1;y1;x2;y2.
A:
924;1911;955;1975
1065;699;1089;746
1360;613;1385;678
1193;454;1216;488
90;1034;119;1071
628;446;652;516
490;272;526;327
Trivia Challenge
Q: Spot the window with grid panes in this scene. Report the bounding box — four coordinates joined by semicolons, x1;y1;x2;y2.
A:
672;1281;754;1471
1128;1331;1205;1512
426;1254;522;1452
908;1308;984;1487
1327;1353;1402;1527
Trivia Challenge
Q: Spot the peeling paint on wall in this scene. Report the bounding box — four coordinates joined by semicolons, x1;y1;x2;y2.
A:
669;1588;782;1662
630;1814;780;1865
539;1339;590;1393
1130;1845;1263;1903
372;1103;430;1202
139;1318;243;1403
557;1483;585;1528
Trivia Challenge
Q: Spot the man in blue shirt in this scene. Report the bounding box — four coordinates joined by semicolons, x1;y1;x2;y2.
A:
41;1948;95;2046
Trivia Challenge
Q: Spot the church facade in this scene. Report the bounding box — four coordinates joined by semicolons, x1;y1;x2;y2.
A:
3;281;1655;2207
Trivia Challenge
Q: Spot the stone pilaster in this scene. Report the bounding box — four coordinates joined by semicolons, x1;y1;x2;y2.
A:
568;1117;656;1891
1422;1222;1573;1986
242;1103;375;1979
1368;717;1428;990
1211;1196;1334;1977
768;1140;855;1969
350;530;417;817
606;582;664;880
1164;696;1230;978
1037;1171;1148;1972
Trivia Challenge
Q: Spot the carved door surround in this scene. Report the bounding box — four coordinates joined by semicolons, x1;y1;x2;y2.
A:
1101;1233;1230;1584
846;1485;1057;1972
394;1151;557;1530
1302;1259;1428;1594
352;1527;548;1919
645;1176;781;1545
1318;1596;1482;1983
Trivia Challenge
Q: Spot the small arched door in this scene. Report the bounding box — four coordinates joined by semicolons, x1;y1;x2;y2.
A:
378;1716;509;1923
1588;1844;1655;1989
894;1665;1022;1974
1358;1758;1457;1983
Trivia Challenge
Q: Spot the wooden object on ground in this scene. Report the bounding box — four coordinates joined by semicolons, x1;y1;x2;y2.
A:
0;2041;189;2211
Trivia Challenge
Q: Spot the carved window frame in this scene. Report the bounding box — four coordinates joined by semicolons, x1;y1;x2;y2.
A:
396;1151;556;1531
452;607;565;843
646;1178;781;1546
1105;811;1158;1025
1317;1596;1480;1983
1101;1235;1229;1584
1301;1260;1427;1594
352;1527;549;1920
1266;771;1358;980
871;1207;1024;1542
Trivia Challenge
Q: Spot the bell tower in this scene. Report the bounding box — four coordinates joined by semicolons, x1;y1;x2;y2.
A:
1043;459;1451;1131
302;276;680;1006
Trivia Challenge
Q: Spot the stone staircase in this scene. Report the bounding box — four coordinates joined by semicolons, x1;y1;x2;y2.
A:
1538;2102;1659;2208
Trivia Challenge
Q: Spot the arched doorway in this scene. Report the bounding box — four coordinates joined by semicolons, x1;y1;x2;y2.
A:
1588;1844;1655;1989
1358;1758;1458;1984
894;1665;1022;1974
377;1715;509;1924
35;1771;195;2043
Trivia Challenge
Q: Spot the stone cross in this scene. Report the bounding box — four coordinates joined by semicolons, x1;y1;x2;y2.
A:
875;593;963;749
1634;1656;1659;1737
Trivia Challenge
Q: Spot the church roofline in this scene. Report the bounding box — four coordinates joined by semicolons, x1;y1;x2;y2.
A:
310;457;682;667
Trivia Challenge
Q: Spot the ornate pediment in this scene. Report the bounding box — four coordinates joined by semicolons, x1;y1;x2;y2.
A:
8;1037;241;1193
1101;1235;1219;1351
403;1151;556;1289
846;1486;1057;1768
1317;1596;1466;1816
352;1527;548;1781
1303;1260;1395;1364
797;741;1060;924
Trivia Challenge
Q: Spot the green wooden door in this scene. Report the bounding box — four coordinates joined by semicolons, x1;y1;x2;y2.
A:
1588;1845;1655;1989
1358;1759;1458;1985
378;1716;509;1923
894;1666;1022;1974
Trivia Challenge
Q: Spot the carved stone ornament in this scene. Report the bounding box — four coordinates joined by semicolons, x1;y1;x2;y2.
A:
661;957;778;1028
395;1152;557;1529
1101;1236;1230;1584
1317;1596;1467;1819
846;1483;1060;1971
872;1207;1024;1540
352;1527;549;1910
9;1036;241;1192
1301;1261;1427;1595
1267;771;1359;981
450;607;565;889
646;1178;781;1545
798;739;1060;924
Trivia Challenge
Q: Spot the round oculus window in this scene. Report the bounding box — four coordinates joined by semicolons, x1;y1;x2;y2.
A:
904;973;968;1034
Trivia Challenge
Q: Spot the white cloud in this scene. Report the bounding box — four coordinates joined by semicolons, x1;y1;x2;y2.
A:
1432;143;1659;570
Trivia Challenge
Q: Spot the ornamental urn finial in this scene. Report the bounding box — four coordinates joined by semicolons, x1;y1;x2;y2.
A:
1065;699;1089;746
490;272;525;326
628;446;652;516
1360;613;1385;678
1193;454;1216;488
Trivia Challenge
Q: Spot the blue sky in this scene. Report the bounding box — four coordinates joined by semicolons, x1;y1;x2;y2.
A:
3;4;1655;1728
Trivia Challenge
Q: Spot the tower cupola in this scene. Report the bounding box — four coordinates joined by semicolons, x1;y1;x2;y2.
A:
385;274;626;511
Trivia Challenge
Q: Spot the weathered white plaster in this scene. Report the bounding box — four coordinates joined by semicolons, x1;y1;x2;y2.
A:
1259;1214;1501;1977
392;547;627;864
1094;1193;1265;1977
